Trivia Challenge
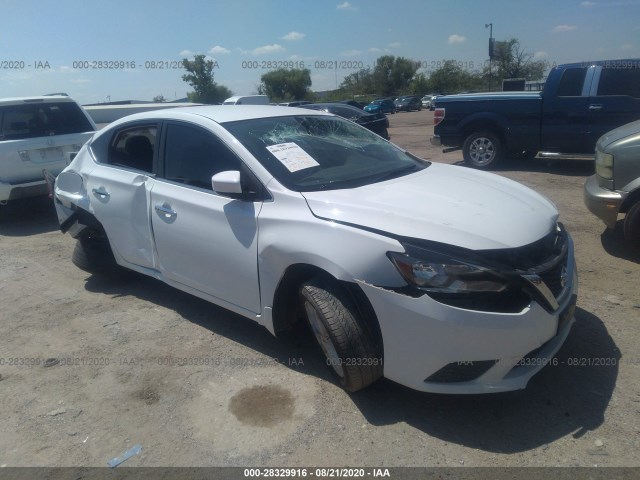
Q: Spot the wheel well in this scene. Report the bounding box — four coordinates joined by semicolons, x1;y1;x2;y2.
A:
620;188;640;214
462;122;505;145
271;264;384;357
69;207;108;240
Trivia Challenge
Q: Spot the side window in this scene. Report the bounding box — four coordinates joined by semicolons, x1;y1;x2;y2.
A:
556;68;587;97
163;123;242;190
107;125;157;173
597;68;640;98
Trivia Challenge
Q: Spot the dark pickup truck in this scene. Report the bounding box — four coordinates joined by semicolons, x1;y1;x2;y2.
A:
431;59;640;168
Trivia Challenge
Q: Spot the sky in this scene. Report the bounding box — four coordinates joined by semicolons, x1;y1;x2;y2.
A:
1;0;639;104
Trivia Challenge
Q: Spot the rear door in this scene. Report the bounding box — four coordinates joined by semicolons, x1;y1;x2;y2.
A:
150;121;263;314
85;122;158;269
588;64;640;141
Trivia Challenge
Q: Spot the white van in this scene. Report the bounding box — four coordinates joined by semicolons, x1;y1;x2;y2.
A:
222;95;270;105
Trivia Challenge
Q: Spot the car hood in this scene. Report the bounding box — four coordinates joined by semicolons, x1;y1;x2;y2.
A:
301;163;558;250
597;119;640;150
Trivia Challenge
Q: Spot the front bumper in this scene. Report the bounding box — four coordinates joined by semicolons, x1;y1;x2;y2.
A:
583;174;625;228
358;238;578;394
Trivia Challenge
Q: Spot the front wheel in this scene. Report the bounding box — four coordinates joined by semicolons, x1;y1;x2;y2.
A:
300;277;382;392
623;200;640;247
462;131;503;169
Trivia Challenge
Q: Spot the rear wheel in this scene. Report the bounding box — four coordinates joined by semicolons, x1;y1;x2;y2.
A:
300;277;382;392
462;131;503;169
623;200;640;247
72;237;119;275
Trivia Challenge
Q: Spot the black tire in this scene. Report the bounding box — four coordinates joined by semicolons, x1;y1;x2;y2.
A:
300;277;382;392
462;130;503;169
72;238;119;275
623;200;640;246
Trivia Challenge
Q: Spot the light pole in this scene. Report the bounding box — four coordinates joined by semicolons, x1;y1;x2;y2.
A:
485;23;493;91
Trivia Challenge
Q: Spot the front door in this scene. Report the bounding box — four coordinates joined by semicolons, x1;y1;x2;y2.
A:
150;121;262;314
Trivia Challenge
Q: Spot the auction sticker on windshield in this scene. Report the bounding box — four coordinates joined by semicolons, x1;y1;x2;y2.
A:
266;142;320;172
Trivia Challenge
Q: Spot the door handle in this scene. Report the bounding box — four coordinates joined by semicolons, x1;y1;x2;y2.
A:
155;204;177;219
92;188;110;199
588;104;603;111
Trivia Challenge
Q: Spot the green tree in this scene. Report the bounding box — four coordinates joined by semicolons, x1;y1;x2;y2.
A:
259;68;312;102
372;55;419;96
428;60;483;94
488;38;547;83
152;95;166;102
408;73;430;95
181;54;232;104
340;67;375;95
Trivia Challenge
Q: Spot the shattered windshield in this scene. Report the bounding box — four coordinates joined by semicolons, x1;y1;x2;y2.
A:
223;115;428;192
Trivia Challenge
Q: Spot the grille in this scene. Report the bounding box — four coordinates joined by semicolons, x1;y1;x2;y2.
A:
539;258;568;298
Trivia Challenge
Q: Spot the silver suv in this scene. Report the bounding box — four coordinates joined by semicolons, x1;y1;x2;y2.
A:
584;119;640;244
0;95;95;203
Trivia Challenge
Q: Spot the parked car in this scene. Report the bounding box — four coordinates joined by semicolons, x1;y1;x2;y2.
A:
302;102;389;139
421;95;433;109
584;119;640;245
53;105;577;394
364;99;396;115
0;95;95;203
278;101;313;107
338;99;365;109
432;59;640;169
430;95;443;111
394;95;422;112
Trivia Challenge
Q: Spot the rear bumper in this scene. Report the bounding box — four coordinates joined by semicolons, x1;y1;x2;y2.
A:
0;179;49;202
583;174;625;228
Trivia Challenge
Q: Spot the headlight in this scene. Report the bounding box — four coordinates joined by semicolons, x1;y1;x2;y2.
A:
387;249;509;294
595;149;614;180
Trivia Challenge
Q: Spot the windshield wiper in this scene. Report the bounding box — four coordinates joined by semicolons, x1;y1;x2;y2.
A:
367;163;420;184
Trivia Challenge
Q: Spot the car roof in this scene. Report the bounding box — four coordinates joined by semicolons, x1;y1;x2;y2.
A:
558;58;640;69
0;95;78;106
103;105;333;128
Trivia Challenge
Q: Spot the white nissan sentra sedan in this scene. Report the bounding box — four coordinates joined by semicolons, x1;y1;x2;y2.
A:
53;106;578;394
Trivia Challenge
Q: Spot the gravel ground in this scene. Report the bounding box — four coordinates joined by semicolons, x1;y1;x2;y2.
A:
0;110;639;470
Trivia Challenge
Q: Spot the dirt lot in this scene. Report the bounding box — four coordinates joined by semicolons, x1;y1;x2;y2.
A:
0;110;639;469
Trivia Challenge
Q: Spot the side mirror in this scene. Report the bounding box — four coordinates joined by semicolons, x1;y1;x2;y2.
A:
212;170;242;195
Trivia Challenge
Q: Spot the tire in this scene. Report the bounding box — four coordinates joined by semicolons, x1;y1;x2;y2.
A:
300;277;382;392
462;131;503;169
72;237;119;275
623;200;640;246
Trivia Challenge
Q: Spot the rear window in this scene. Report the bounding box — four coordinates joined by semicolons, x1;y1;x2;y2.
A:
597;68;640;98
0;101;94;141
